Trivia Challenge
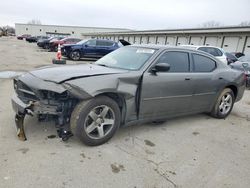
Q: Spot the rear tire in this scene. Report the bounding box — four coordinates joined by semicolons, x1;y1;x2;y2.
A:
70;96;121;146
210;88;235;119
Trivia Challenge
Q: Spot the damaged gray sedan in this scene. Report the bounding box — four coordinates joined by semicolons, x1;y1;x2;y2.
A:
11;45;246;146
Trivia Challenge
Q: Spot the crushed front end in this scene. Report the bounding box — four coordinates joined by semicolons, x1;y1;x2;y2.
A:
11;73;79;141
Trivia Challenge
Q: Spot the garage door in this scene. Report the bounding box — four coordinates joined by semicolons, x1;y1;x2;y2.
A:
124;36;129;41
244;36;250;55
128;36;134;43
190;37;203;45
222;37;241;52
148;36;157;44
176;37;189;45
205;37;219;46
166;37;175;45
134;36;141;44
141;36;148;44
157;36;166;44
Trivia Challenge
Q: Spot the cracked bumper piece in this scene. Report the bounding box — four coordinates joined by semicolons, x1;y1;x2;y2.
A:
11;95;30;141
11;94;61;141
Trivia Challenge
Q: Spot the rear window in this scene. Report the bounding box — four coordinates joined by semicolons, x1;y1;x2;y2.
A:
192;54;216;72
198;47;223;57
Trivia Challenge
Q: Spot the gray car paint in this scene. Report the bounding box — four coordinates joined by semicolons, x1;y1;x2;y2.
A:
13;45;246;126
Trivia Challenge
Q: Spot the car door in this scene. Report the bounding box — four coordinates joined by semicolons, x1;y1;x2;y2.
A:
96;40;115;57
139;51;193;119
189;53;224;112
82;39;97;57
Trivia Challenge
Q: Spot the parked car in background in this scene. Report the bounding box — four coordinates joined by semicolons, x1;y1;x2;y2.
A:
225;52;238;64
26;36;49;43
17;34;31;40
49;37;82;52
230;52;245;58
37;36;64;49
238;55;250;63
61;39;130;60
230;62;250;88
181;45;228;64
11;45;245;145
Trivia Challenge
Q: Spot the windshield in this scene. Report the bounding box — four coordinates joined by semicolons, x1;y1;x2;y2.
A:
95;47;156;70
239;55;250;62
77;39;88;45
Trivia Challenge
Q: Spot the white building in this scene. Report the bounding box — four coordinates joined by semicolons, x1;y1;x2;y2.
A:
15;23;250;54
83;26;250;55
15;23;131;38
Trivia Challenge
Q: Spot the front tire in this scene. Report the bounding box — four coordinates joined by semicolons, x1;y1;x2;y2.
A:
70;96;121;146
70;51;81;61
210;88;235;119
43;43;50;49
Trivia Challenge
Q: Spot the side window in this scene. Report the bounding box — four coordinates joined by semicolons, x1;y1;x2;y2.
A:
96;41;105;46
192;54;216;72
96;41;114;46
105;41;114;46
214;48;222;56
198;47;222;57
86;40;96;46
156;51;189;72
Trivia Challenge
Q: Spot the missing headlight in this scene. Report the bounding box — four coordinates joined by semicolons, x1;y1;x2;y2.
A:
40;90;69;100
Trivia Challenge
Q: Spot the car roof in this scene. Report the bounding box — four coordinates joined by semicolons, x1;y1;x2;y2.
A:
181;44;222;49
130;44;204;52
129;44;220;60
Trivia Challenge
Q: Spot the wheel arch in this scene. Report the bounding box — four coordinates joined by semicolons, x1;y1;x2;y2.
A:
225;84;238;99
95;92;127;125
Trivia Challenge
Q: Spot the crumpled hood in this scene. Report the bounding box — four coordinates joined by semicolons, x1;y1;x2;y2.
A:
29;64;128;83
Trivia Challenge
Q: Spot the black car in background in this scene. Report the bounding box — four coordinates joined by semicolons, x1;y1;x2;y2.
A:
61;39;130;60
26;36;49;43
230;52;245;58
225;52;238;64
37;36;64;49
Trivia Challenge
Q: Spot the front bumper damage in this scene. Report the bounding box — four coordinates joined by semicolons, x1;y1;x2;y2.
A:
11;94;73;141
12;95;34;141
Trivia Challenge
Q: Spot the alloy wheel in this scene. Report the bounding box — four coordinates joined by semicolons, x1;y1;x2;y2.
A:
218;93;233;115
84;105;115;139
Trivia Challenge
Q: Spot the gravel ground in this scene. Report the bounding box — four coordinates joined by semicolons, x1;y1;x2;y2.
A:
0;37;250;188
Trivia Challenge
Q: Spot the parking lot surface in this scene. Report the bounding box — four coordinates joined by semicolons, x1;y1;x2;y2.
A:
0;37;250;188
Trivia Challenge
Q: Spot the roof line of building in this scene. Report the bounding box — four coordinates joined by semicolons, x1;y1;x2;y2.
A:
15;23;132;31
82;26;250;36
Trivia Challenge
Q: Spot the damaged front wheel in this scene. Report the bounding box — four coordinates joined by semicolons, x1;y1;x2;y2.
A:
70;96;121;146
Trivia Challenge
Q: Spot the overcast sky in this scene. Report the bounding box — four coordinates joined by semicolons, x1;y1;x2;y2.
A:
1;0;250;30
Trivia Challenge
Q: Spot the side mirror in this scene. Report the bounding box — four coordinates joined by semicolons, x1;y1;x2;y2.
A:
84;44;89;47
152;63;170;73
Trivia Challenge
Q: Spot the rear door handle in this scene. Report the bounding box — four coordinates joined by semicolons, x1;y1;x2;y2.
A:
185;77;191;80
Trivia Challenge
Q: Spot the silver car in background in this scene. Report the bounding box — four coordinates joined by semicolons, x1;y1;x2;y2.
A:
181;45;228;64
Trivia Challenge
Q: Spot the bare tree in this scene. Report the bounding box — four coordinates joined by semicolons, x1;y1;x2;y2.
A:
239;21;250;26
0;26;8;36
199;21;223;28
27;19;42;25
0;26;15;36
